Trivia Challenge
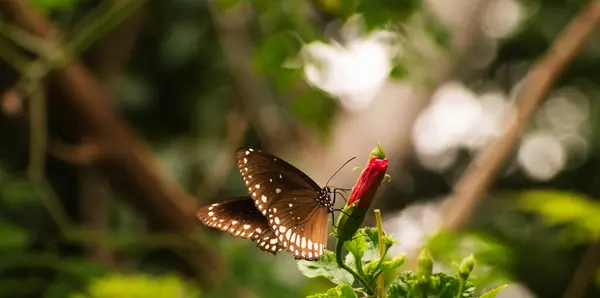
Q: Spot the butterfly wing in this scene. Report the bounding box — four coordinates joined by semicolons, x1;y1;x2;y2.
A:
196;197;283;255
236;147;330;260
266;190;329;260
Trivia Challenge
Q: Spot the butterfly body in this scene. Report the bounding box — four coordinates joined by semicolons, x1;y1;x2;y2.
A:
197;147;334;260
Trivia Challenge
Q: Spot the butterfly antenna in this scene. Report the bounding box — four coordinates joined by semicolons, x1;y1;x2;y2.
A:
325;156;357;187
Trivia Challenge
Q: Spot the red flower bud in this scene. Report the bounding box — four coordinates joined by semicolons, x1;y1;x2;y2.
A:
346;156;389;209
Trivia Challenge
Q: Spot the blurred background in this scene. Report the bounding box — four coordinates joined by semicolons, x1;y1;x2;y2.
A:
1;0;600;297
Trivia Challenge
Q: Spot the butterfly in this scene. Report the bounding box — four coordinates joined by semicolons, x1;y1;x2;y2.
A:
197;147;350;260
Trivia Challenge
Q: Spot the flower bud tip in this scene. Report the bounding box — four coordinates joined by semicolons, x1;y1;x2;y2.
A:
459;254;476;279
369;143;386;160
417;247;433;277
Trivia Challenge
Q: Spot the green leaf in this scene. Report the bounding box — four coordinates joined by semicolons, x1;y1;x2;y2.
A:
344;231;368;260
0;221;28;249
297;250;354;285
0;178;40;207
307;284;358;298
291;90;337;136
479;285;508;298
517;190;600;244
362;227;396;262
387;272;473;298
359;0;421;31
31;0;81;13
363;253;405;284
387;271;417;298
379;254;406;272
255;32;301;77
390;64;409;79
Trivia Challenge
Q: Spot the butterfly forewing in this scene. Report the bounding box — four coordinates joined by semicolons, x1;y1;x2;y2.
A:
236;147;332;260
196;197;283;254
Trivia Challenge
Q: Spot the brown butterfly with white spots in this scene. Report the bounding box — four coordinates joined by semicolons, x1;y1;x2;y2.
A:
197;147;348;260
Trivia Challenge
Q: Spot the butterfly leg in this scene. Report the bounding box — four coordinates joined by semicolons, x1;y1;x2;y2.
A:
331;186;352;192
334;191;347;203
333;208;352;217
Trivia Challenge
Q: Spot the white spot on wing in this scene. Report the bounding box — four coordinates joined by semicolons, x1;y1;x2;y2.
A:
276;188;281;193
261;195;267;203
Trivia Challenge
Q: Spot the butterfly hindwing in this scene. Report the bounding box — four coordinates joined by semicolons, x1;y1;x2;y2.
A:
235;147;332;260
196;197;283;255
266;191;329;260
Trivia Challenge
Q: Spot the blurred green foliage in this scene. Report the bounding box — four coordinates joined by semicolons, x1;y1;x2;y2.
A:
70;274;200;298
428;231;514;288
518;190;600;245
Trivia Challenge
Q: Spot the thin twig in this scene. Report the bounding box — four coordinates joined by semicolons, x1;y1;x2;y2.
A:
207;2;297;150
562;241;600;298
1;0;143;100
0;36;30;73
66;0;143;59
196;109;248;201
27;79;47;185
441;1;600;230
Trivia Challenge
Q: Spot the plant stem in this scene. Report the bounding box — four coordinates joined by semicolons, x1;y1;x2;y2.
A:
456;279;465;298
335;237;375;295
374;209;385;298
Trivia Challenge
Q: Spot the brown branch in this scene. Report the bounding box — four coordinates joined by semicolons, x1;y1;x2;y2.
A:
47;138;102;165
441;1;600;230
0;0;221;285
80;2;145;267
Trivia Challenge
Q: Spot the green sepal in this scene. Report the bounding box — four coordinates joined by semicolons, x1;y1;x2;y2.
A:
335;202;368;243
369;143;386;159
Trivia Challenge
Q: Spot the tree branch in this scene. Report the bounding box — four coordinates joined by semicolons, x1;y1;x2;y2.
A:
441;1;600;230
